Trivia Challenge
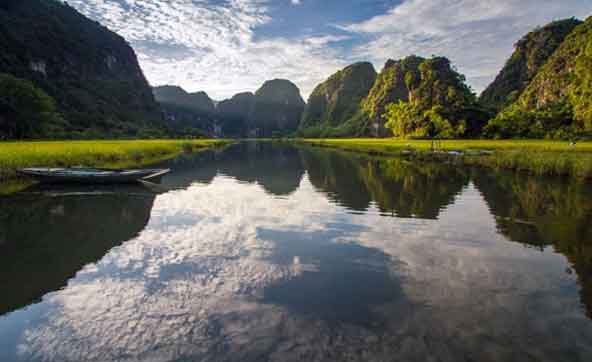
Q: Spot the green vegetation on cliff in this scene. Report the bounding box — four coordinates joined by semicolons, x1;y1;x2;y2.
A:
480;18;582;111
0;73;63;138
298;17;590;141
485;17;592;139
301;56;487;139
0;0;163;139
300;62;377;137
360;56;425;136
380;57;486;139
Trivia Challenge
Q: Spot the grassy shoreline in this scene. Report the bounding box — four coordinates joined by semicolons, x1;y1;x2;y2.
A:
0;139;232;182
295;139;592;179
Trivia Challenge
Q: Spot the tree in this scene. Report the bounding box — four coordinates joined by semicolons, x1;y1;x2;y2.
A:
384;102;463;139
483;102;576;139
423;106;460;139
0;73;62;139
384;101;420;137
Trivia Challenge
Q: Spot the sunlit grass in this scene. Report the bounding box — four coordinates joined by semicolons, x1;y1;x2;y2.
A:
0;139;231;180
0;179;34;195
298;138;592;179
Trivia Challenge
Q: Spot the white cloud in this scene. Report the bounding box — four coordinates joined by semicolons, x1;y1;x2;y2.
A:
66;0;346;99
342;0;592;94
304;34;351;46
65;0;592;99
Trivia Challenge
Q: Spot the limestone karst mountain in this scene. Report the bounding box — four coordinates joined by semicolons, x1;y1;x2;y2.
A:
0;0;163;138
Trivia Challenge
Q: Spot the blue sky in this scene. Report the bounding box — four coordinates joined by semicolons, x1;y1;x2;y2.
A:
66;0;592;100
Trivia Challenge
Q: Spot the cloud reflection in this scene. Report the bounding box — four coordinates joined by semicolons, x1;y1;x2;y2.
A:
1;145;591;362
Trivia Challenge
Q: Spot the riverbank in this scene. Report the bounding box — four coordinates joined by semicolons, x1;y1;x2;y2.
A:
296;139;592;179
0;139;232;182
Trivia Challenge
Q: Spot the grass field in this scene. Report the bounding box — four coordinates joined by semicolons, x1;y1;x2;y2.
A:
0;139;231;181
298;139;592;179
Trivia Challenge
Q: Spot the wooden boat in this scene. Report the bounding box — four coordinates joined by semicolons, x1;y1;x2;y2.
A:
16;167;171;184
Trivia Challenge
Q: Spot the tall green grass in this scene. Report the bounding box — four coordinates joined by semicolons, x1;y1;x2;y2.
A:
0;139;231;180
298;139;592;179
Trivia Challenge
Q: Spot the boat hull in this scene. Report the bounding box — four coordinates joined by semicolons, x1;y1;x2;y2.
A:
16;168;170;185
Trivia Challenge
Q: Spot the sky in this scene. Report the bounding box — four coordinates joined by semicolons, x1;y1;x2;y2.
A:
65;0;592;100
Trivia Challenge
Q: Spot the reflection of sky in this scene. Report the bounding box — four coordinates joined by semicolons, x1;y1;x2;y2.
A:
1;175;591;361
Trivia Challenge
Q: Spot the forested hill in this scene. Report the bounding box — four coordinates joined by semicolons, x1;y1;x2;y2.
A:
515;17;592;127
299;16;590;140
485;17;592;139
480;18;582;112
363;56;485;138
0;0;163;139
300;62;377;135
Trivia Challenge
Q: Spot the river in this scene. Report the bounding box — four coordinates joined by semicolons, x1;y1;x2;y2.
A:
1;142;591;362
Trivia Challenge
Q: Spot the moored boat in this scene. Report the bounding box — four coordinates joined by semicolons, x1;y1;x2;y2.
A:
16;167;170;184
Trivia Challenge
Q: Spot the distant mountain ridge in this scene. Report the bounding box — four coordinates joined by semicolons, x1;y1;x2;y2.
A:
153;80;306;138
153;85;217;137
153;86;215;114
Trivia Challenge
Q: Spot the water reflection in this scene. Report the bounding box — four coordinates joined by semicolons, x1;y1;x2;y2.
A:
158;142;305;195
474;170;592;317
217;142;305;196
0;185;156;316
301;147;469;218
260;227;403;326
0;142;591;362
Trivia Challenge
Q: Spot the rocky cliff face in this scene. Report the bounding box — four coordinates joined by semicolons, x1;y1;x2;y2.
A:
517;17;592;127
249;79;305;137
0;0;163;137
301;62;377;129
480;18;582;111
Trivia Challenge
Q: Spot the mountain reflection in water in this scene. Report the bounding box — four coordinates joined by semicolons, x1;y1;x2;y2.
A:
0;142;591;362
0;185;156;316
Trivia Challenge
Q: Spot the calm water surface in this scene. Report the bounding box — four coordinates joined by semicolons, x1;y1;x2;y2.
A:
1;142;592;362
